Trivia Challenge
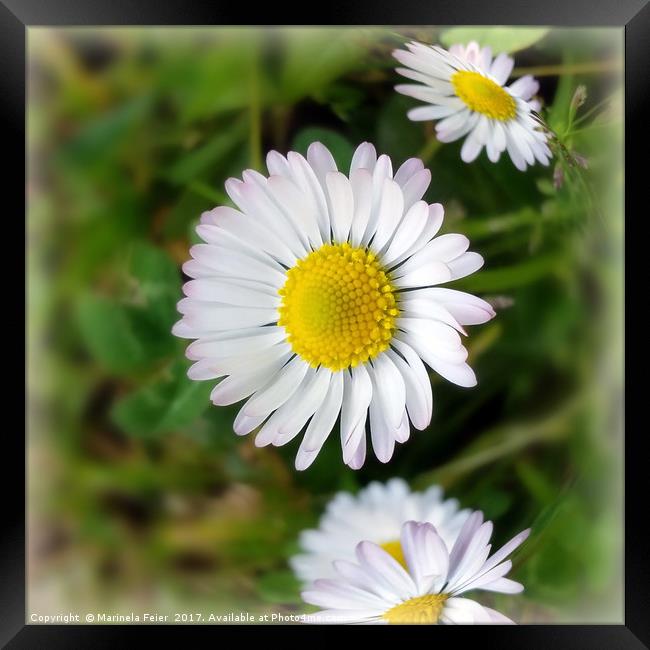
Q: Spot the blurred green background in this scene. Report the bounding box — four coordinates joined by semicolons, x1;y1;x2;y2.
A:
27;27;623;623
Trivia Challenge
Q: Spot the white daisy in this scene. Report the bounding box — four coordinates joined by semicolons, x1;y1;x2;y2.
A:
393;40;552;170
173;141;495;470
302;516;530;625
291;478;471;583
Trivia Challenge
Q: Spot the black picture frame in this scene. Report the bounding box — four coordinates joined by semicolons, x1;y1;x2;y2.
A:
9;0;647;646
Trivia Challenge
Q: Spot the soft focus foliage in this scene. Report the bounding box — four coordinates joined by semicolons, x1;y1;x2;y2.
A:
27;27;623;622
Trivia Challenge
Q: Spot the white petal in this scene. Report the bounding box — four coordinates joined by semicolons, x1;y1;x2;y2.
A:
400;169;431;210
188;342;293;377
276;367;332;441
368;396;396;463
508;74;539;101
448;520;494;587
355;541;417;601
393;47;455;79
243;356;309;417
381;201;428;266
401;521;449;592
397;317;462;350
387;202;445;269
467;528;531;581
340;365;373;447
298;371;344;457
349;168;373;247
233;409;266;436
266;150;290;177
179;303;278;332
385;348;431;430
199;207;297;268
505;128;528;171
303;578;388;611
226;178;308;257
267;174;323;248
392;261;452;289
369;354;406;429
346;428;367;470
333;559;399;603
398;295;466;334
454;560;513;594
460;130;484;163
209;352;291;406
370;178;404;253
186;358;226;381
447;511;485;577
254;367;317;447
286;151;331;240
182;279;280;309
395;65;443;86
479;577;524;594
391;338;433;421
350;142;377;173
435;110;474;143
342;406;368;466
424;288;496;325
326;171;354;243
361;155;394;246
393;157;424;187
307;141;338;190
189;244;286;288
394;410;410;443
442;597;498;624
397;332;476;387
186;327;286;360
447;252;484;280
479;46;493;72
399;235;470;273
490;53;514;85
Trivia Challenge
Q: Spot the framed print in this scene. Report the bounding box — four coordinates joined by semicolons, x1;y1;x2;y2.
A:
8;0;649;646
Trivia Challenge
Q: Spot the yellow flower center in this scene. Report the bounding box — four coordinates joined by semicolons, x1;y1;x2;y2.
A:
451;70;517;121
383;594;448;625
380;540;407;570
277;243;399;372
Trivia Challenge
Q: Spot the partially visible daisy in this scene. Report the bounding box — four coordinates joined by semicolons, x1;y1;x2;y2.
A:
174;141;496;471
393;40;551;170
303;516;531;624
291;478;470;583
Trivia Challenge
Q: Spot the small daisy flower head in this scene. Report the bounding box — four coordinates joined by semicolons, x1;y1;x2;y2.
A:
393;40;551;170
291;478;471;583
173;142;496;470
302;515;531;625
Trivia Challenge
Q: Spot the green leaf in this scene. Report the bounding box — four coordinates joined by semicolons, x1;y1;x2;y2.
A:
256;570;302;605
376;94;425;164
76;295;173;374
457;255;561;292
165;118;248;185
280;29;376;101
111;360;212;438
292;128;354;171
129;241;181;330
62;95;152;166
440;27;549;54
547;59;576;135
163;31;262;124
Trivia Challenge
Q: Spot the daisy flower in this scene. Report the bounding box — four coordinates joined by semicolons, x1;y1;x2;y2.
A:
303;516;531;624
173;141;495;470
393;40;552;170
291;478;471;583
